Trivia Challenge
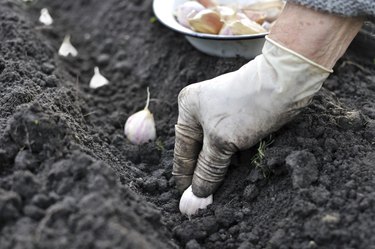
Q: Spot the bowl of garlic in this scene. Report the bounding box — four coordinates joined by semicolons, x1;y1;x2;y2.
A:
153;0;284;59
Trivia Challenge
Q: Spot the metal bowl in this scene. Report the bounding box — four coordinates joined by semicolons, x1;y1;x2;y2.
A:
153;0;268;59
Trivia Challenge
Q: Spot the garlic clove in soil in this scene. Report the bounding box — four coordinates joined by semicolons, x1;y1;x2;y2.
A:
39;8;53;26
188;9;223;34
58;35;78;57
176;1;205;28
89;67;109;89
124;87;156;145
179;185;213;217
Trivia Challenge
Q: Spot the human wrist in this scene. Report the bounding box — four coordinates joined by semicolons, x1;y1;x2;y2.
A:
258;38;330;106
268;2;364;69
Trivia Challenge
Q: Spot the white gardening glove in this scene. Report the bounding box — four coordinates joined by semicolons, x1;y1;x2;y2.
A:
173;36;332;198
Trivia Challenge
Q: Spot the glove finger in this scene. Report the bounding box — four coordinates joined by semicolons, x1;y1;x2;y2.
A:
173;124;203;193
192;141;233;197
173;84;204;193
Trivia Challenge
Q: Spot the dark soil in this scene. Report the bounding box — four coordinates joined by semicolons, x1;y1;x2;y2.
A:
0;0;374;248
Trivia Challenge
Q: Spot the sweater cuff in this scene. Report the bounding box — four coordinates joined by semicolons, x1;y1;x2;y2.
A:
287;0;375;19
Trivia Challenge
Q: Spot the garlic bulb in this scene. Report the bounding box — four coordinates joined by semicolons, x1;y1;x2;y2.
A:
179;185;213;217
176;1;205;28
124;87;156;145
58;35;78;57
188;9;223;35
39;8;53;26
89;67;109;89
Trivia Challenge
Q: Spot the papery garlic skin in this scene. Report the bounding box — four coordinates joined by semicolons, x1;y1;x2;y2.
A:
58;35;78;57
124;88;157;145
89;67;109;89
176;1;205;28
179;185;213;217
39;8;53;26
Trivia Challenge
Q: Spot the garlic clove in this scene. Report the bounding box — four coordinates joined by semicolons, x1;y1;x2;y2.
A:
124;110;156;145
218;23;233;36
58;35;78;57
215;6;236;21
242;10;266;24
188;9;223;34
197;0;217;8
39;8;53;26
262;21;274;31
220;13;266;35
176;1;205;28
124;87;157;145
242;0;284;23
230;20;266;35
89;67;109;89
179;185;213;217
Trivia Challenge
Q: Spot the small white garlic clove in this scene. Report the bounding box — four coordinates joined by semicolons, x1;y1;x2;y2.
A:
39;8;53;26
176;1;205;28
124;87;157;145
179;185;213;217
89;67;109;89
124;110;156;145
58;35;78;57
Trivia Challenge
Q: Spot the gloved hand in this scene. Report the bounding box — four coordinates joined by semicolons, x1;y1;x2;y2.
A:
173;36;332;198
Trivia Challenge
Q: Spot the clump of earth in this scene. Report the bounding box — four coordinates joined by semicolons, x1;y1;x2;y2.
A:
0;0;374;248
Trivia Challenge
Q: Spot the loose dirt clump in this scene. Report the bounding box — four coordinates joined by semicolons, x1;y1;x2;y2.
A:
0;1;374;249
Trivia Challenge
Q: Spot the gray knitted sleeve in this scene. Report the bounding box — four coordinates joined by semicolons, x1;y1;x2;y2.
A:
288;0;375;18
